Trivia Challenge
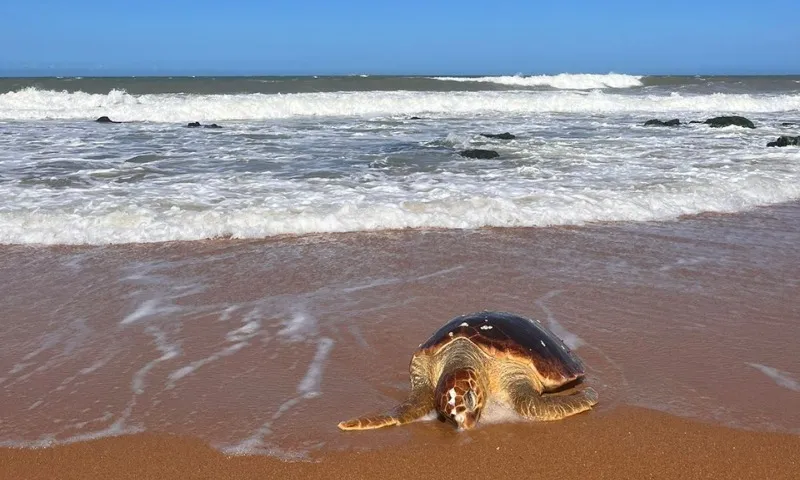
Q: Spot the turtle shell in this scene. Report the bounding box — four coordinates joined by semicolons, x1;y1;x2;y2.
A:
418;311;585;389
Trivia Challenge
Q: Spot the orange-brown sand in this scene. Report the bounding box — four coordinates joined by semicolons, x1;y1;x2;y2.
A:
3;406;799;480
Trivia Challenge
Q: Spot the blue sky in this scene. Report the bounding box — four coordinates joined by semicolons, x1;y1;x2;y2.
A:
1;0;797;76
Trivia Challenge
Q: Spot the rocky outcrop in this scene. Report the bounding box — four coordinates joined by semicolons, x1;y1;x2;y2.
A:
766;136;800;147
780;122;797;127
644;119;680;127
704;116;755;129
459;149;499;159
95;116;119;123
187;122;222;128
480;132;516;140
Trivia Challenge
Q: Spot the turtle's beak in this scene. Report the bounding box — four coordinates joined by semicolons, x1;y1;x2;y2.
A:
455;411;478;430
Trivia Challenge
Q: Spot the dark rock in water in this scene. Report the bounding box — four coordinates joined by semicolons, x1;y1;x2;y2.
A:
459;149;499;159
95;116;119;123
780;122;797;127
766;135;800;147
644;119;680;127
689;120;704;124
704;116;755;129
187;121;222;128
408;116;423;120
481;132;516;140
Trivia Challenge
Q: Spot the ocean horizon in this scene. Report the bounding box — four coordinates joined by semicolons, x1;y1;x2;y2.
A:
3;73;800;95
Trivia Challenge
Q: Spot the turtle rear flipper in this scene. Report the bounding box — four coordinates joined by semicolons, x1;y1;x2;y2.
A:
510;379;598;421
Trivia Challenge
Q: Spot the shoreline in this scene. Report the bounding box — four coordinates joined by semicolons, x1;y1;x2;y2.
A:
2;201;798;477
0;198;797;251
3;406;799;480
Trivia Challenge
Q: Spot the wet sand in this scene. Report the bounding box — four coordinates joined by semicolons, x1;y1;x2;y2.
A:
1;202;799;476
3;406;800;480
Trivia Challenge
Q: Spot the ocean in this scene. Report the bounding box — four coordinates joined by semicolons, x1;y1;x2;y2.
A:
1;73;798;460
1;73;799;244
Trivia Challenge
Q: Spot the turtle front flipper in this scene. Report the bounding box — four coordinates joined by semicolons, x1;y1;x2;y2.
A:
337;386;435;430
339;358;434;431
336;412;403;430
509;379;598;421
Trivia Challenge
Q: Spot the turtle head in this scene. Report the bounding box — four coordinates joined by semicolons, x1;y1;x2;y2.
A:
435;368;485;430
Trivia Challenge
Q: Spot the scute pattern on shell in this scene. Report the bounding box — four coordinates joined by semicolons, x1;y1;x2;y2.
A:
418;311;585;386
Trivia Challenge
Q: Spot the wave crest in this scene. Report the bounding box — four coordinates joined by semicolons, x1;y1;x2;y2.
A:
2;175;799;245
430;73;644;89
2;88;800;122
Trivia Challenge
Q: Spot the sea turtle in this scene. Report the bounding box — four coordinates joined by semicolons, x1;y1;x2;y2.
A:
338;311;598;431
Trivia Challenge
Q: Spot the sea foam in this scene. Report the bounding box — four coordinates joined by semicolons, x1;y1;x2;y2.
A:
1;173;799;245
430;73;644;89
746;363;800;392
2;87;800;122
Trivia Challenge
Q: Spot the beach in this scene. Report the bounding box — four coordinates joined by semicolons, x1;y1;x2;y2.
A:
2;200;799;478
1;74;799;477
4;407;800;480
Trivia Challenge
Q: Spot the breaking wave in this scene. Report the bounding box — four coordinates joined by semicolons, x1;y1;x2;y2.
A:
2;174;799;245
2;87;800;122
430;73;644;89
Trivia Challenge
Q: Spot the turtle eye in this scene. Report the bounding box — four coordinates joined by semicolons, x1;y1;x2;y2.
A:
464;390;477;410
